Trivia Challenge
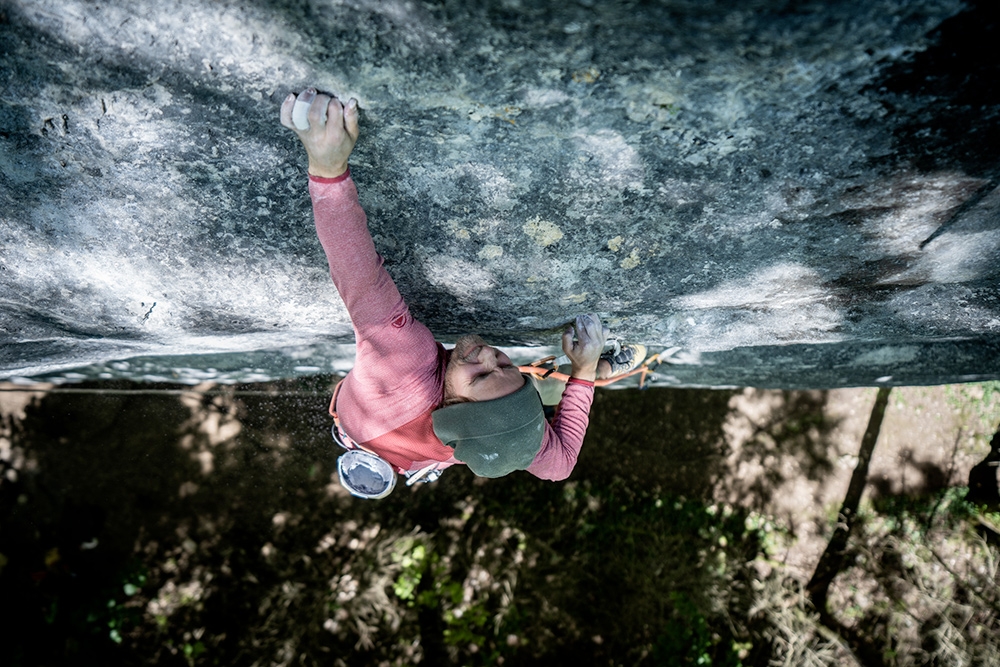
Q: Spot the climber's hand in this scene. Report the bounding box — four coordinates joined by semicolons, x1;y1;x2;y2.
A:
280;88;359;179
562;313;607;382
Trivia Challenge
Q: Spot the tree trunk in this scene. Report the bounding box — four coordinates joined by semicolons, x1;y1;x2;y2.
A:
807;387;892;667
966;425;1000;510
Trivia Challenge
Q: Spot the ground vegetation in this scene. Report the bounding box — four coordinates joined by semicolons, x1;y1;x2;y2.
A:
0;379;997;666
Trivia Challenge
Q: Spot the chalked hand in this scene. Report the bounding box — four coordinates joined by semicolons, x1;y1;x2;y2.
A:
291;88;320;130
280;88;359;179
562;313;607;382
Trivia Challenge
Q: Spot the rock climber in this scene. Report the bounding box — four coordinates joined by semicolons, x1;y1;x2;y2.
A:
279;88;645;498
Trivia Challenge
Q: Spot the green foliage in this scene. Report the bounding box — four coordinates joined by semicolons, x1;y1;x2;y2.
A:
390;537;497;654
183;640;206;661
391;538;427;603
871;486;981;533
945;381;1000;434
74;563;148;648
827;486;1000;666
377;481;769;665
652;593;743;667
529;481;764;664
12;381;998;667
443;602;490;648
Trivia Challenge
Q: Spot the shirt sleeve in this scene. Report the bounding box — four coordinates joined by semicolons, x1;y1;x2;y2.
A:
309;172;441;404
525;382;595;481
309;171;409;335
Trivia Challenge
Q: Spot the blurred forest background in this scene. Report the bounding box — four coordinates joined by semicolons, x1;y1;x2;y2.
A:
1;378;998;667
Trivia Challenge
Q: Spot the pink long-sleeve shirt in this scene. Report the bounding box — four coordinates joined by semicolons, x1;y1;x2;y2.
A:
310;171;593;481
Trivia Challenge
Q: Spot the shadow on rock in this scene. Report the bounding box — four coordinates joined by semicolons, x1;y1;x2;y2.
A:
871;0;1000;179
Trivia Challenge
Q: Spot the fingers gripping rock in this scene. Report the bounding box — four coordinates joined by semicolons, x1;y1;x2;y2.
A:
292;89;327;130
291;90;314;130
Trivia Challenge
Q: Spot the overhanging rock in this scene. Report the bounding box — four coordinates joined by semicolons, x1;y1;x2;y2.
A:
1;0;998;387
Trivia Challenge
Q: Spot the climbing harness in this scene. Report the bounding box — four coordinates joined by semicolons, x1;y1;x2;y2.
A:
329;379;444;499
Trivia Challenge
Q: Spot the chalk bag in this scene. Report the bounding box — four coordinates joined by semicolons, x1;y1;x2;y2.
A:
337;450;397;500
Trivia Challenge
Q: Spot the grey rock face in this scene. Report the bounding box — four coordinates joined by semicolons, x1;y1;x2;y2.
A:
1;0;998;387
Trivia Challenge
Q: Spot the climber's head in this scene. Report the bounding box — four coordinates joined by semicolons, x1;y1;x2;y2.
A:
433;335;545;478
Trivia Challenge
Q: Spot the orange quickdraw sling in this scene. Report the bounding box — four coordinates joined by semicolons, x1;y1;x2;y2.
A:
517;350;664;389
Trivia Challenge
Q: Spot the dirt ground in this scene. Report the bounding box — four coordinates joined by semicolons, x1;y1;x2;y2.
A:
718;384;998;576
1;378;997;666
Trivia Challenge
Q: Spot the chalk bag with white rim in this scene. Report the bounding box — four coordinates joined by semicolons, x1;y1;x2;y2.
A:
337;450;397;500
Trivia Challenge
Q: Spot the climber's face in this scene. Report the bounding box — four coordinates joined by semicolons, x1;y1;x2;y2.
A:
443;335;526;404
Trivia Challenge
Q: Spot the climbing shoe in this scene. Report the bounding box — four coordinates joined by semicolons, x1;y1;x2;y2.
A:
599;341;647;379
